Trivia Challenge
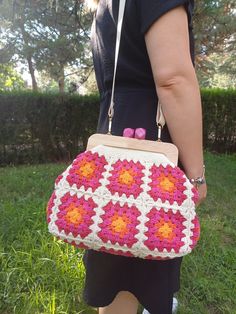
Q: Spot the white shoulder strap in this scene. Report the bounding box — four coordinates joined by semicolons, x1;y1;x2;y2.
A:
107;0;165;134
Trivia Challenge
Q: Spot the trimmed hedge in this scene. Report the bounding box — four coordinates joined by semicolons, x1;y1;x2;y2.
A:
0;89;235;166
0;92;99;165
201;88;236;153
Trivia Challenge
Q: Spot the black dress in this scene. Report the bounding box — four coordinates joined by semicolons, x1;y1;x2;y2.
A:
83;1;195;313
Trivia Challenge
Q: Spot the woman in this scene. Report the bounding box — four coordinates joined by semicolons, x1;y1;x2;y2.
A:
83;1;207;313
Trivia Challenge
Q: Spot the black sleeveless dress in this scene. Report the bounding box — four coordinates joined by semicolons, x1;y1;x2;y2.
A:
83;1;195;313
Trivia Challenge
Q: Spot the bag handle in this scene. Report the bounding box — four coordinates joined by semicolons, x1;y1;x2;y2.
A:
107;0;165;138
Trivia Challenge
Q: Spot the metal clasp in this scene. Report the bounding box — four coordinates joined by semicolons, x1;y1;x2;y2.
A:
157;124;162;142
107;116;112;135
107;104;114;135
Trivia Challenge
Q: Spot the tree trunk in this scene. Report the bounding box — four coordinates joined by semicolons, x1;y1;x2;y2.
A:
19;22;38;91
58;65;65;93
27;56;38;91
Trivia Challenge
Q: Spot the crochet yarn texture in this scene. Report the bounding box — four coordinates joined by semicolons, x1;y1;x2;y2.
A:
47;145;200;259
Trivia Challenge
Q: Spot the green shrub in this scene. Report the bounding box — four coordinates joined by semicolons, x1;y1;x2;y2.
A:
0;89;235;166
201;88;236;153
0;91;99;165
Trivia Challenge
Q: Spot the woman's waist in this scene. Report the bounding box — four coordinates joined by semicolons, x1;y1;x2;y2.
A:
100;87;158;105
101;86;157;95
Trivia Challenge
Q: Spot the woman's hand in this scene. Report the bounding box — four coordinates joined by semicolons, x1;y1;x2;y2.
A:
186;167;207;207
195;182;207;207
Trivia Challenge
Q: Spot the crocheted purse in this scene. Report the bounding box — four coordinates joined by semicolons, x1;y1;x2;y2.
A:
46;0;200;260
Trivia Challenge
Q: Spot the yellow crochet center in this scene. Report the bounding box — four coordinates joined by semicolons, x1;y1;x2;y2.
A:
159;177;175;192
118;169;134;185
159;223;173;238
65;204;84;224
155;219;176;241
111;217;127;233
110;214;131;238
77;162;95;177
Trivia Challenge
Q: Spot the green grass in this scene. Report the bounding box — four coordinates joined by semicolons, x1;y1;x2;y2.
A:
0;151;236;314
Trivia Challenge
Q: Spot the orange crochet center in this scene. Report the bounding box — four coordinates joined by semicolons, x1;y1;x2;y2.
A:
75;161;96;178
118;169;135;185
111;214;130;237
158;174;177;193
65;203;85;225
155;219;176;241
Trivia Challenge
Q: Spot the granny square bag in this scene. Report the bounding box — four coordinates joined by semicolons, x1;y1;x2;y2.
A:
46;0;200;260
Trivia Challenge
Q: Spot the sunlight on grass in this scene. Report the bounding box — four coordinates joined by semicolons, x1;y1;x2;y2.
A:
0;151;236;313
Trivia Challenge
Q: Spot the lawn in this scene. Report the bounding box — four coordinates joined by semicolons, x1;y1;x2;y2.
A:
0;151;236;314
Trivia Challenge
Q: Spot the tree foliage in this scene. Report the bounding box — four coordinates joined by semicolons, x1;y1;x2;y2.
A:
0;0;236;91
0;63;25;91
193;0;236;87
0;0;93;92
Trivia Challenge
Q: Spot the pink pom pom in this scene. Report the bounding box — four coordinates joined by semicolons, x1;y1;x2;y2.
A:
135;128;146;139
123;128;135;138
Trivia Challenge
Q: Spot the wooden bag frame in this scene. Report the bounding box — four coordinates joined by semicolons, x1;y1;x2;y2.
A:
86;134;178;165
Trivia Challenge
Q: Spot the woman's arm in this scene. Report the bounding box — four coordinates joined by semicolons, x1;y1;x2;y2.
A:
145;5;207;204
